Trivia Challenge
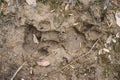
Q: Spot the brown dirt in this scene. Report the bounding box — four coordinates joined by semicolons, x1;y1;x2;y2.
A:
0;0;120;80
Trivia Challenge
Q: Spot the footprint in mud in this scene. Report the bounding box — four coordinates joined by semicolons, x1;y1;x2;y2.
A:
85;28;102;41
23;23;68;53
64;28;86;56
23;24;41;53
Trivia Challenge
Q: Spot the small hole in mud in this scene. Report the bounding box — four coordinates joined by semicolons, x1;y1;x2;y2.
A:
82;22;94;32
40;27;44;29
0;44;3;48
38;47;49;56
75;37;77;40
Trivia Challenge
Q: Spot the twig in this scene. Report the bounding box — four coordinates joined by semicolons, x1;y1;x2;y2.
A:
10;62;26;80
81;39;99;57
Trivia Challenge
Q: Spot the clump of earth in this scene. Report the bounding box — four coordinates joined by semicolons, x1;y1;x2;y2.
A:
0;0;120;80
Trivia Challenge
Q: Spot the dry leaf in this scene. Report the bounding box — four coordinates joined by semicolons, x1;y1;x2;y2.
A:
70;65;75;69
103;48;110;53
106;35;112;44
115;12;120;27
112;38;116;43
26;0;36;7
29;67;33;75
64;0;75;5
116;32;120;38
33;34;39;44
0;2;5;10
21;78;25;80
108;55;112;61
73;22;78;26
50;9;55;13
36;59;50;67
65;4;70;11
98;49;103;55
69;13;73;16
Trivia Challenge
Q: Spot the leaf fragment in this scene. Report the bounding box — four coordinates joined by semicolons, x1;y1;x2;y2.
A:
115;12;120;27
33;34;39;44
36;59;50;67
103;48;110;53
26;0;36;7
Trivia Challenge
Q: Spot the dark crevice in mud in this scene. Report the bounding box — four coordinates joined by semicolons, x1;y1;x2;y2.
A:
73;27;87;43
23;24;41;53
24;24;42;41
82;22;94;32
38;46;49;56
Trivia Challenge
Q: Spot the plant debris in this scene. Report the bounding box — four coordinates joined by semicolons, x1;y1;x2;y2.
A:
36;59;50;67
115;11;120;27
26;0;36;7
33;34;39;44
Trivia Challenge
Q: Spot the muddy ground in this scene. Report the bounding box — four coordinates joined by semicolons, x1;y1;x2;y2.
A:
0;0;120;80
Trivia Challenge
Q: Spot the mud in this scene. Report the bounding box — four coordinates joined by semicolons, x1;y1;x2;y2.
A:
0;0;120;80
